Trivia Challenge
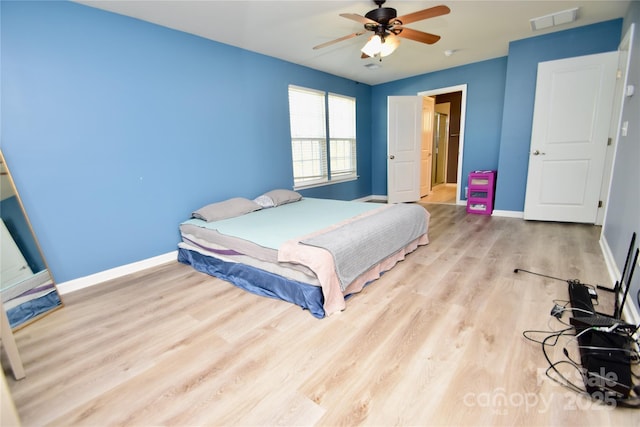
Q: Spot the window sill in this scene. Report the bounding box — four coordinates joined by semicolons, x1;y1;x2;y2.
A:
294;176;358;191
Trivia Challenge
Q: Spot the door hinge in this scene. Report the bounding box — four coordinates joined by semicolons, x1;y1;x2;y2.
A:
608;137;612;146
617;69;623;79
598;200;603;208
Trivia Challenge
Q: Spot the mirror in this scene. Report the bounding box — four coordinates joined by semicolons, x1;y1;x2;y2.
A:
1;150;62;330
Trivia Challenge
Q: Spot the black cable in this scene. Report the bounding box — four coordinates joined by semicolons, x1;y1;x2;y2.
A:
545;361;588;395
541;332;589;394
563;347;581;366
523;274;640;408
514;268;573;283
514;268;598;292
522;327;573;345
538;327;640;407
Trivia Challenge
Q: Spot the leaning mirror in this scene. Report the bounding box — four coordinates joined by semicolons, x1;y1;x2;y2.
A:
1;150;62;330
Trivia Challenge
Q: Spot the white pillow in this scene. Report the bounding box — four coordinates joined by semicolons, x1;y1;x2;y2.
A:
260;189;302;207
253;194;275;208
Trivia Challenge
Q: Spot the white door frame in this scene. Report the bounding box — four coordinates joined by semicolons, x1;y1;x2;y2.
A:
601;23;634;228
418;84;467;205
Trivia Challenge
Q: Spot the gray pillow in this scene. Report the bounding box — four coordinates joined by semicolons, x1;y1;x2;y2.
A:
261;189;302;206
192;197;262;222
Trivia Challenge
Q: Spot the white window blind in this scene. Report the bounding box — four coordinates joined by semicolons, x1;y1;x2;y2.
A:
288;85;357;188
288;86;328;186
328;93;357;179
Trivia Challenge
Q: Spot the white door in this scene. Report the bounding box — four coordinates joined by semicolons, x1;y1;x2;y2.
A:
523;52;617;223
388;96;422;203
420;97;435;197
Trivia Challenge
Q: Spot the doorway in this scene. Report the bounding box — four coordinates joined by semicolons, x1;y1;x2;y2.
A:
418;85;466;205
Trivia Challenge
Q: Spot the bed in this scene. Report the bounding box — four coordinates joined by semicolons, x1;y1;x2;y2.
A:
177;189;430;318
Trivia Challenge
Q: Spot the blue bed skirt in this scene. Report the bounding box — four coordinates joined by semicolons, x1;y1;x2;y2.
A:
177;247;326;318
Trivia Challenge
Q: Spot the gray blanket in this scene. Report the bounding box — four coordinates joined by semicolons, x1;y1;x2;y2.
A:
301;203;427;290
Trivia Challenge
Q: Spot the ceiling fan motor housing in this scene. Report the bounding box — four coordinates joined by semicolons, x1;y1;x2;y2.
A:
365;7;397;26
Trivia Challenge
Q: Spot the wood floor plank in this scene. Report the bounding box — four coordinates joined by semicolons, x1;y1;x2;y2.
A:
3;203;638;426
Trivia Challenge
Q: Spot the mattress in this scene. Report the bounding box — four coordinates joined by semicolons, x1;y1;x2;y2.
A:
178;197;430;317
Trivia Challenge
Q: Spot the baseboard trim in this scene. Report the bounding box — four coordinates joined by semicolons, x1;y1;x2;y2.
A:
56;251;178;295
491;210;524;218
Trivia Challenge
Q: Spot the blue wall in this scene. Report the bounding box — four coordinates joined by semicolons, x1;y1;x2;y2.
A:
0;0;629;288
371;57;508;199
1;1;373;282
371;20;623;208
495;19;623;211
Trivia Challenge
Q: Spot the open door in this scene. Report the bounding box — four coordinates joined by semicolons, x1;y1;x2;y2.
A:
388;96;432;203
523;52;617;223
420;97;435;197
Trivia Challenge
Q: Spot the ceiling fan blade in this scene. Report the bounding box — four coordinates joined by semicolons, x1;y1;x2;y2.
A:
340;13;378;26
313;31;367;50
396;27;441;45
393;5;450;25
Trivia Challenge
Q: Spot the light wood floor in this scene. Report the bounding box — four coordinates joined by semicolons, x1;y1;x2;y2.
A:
3;204;638;426
421;183;457;204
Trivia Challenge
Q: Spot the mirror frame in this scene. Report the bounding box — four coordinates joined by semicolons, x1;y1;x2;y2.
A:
1;150;63;330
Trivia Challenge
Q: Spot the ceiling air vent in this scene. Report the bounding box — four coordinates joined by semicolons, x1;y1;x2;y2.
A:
530;7;578;31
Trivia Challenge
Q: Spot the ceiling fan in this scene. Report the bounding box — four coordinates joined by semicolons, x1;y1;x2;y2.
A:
313;0;450;59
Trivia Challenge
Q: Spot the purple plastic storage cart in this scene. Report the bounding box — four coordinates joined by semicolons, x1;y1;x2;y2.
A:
466;170;496;215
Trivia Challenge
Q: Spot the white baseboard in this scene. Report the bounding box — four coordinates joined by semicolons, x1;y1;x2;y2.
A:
492;210;524;218
56;251;178;295
599;235;640;325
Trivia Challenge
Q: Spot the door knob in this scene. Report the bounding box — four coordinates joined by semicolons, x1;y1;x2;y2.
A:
531;150;546;155
389;155;395;159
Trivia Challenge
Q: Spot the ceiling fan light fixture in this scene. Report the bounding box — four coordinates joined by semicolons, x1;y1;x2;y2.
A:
380;33;400;57
361;34;383;57
361;33;399;58
320;2;450;58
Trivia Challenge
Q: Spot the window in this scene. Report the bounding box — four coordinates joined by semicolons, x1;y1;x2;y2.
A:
328;94;357;180
288;85;357;188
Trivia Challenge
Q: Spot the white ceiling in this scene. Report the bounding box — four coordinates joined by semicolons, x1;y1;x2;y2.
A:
75;0;630;85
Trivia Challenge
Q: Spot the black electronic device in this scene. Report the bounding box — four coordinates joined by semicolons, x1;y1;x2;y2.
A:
569;315;636;332
599;232;637;319
568;233;639;403
568;280;595;315
517;231;639;406
572;328;633;400
615;246;638;320
566;233;638;322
